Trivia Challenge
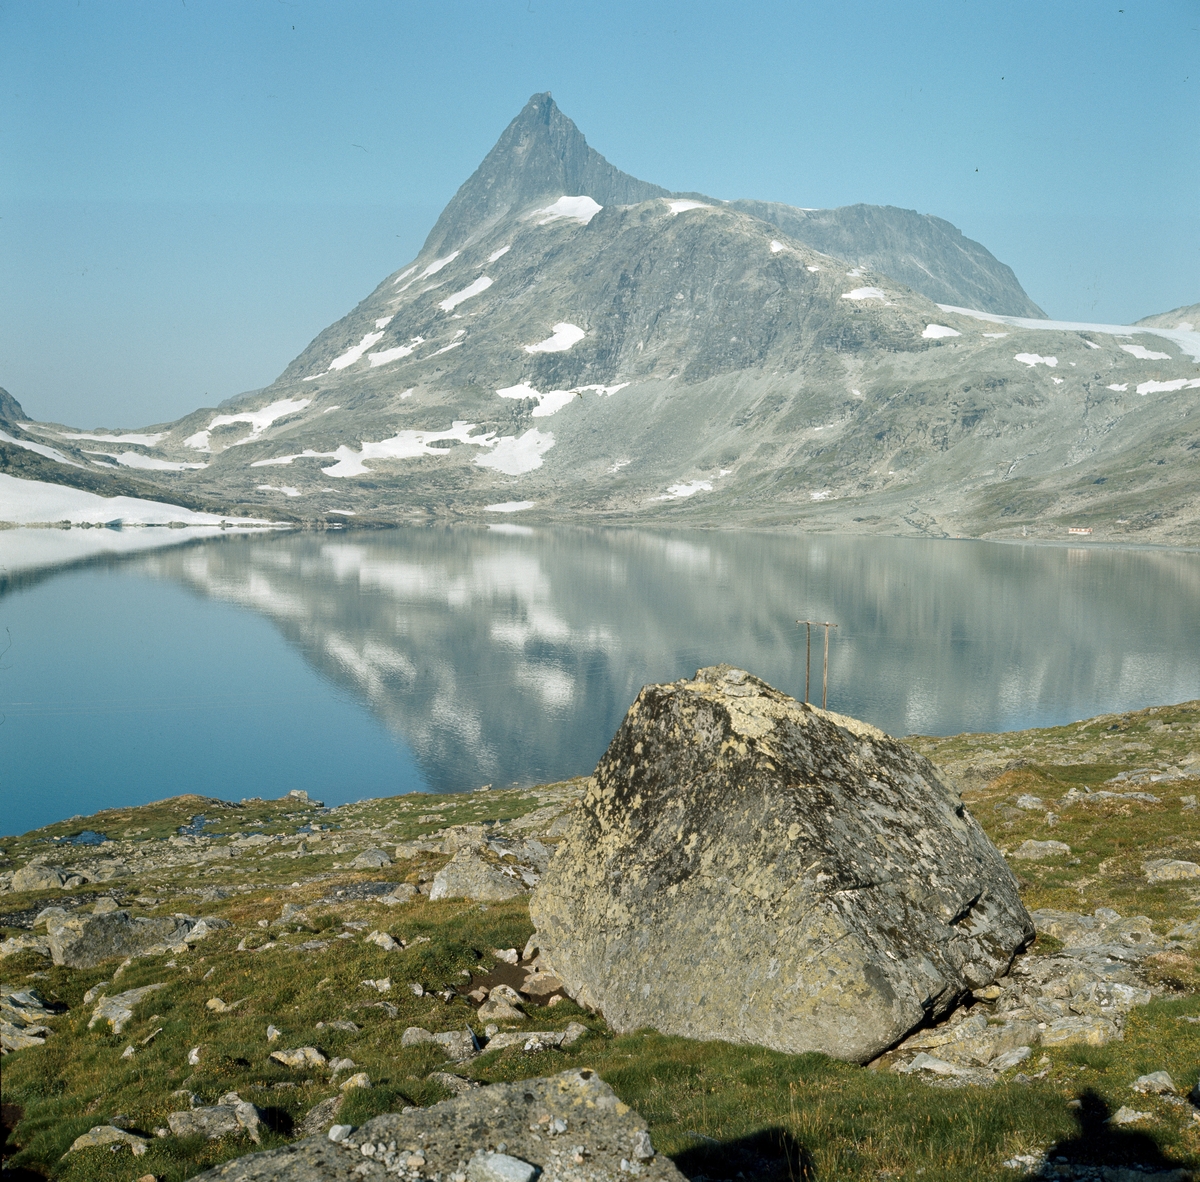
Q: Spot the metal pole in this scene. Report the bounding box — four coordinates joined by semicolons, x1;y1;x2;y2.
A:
805;622;811;704
822;624;830;709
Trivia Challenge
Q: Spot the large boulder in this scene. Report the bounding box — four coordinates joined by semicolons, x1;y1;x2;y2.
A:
47;909;195;968
428;847;526;902
529;666;1033;1064
188;1068;680;1181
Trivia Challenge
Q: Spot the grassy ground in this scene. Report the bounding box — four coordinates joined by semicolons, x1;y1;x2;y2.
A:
1;709;1197;1181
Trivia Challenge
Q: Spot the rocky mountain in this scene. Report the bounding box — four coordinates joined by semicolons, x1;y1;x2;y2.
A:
2;94;1197;543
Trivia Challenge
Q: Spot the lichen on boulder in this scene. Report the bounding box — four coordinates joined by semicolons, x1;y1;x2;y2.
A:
529;665;1034;1064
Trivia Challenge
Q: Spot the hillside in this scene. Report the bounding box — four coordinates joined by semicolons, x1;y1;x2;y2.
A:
2;95;1197;544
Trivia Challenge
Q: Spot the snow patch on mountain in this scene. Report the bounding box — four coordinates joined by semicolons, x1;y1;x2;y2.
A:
369;339;423;367
1120;343;1171;361
51;430;167;446
184;398;312;450
1014;353;1058;368
0;429;86;468
86;451;207;471
475;428;554;475
532;196;602;225
251;449;336;468
392;265;418;287
330;331;386;371
256;484;302;497
652;479;712;501
485;501;535;512
1137;378;1200;395
488;245;511;262
770;240;784;252
524;323;586;353
841;287;887;302
667;200;710;214
420;252;459;278
322;422;495;478
439;276;493;312
922;324;961;339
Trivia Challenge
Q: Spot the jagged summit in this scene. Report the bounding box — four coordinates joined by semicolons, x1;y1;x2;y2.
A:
0;387;27;424
420;93;671;257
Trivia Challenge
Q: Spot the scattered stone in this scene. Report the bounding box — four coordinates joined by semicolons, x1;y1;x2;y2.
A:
427;1071;480;1095
299;1095;344;1138
493;947;519;965
1109;1105;1153;1126
267;1024;282;1042
531;666;1032;1064
1167;919;1200;941
381;883;418;905
479;986;525;1023
206;997;245;1013
989;1045;1032;1071
186;1068;683;1182
168;1096;264;1142
351;849;392;869
92;896;120;914
272;903;308;927
1;984;60;1053
87;983;166;1035
271;1046;328;1069
400;1026;480;1060
1040;1015;1120;1047
12;864;67;892
360;977;391;992
316;1020;359;1033
1029;907;1160;954
46;910;198;969
188;1046;202;1065
408;981;424;997
519;970;565;1000
1143;859;1200;883
364;930;398;951
429;847;527;902
328;1057;355;1074
0;933;52;960
896;1052;973;1077
1132;1071;1177;1095
33;906;67;928
1012;839;1071;860
1014;795;1045;810
65;1124;149;1156
484;1022;588;1052
339;1072;370;1090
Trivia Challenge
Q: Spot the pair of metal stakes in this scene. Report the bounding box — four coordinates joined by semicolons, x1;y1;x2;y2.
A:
797;619;837;709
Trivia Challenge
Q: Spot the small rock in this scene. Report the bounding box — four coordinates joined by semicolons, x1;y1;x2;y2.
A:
1109;1105;1154;1125
33;906;68;928
270;1045;328;1068
1040;1015;1119;1047
467;1151;539;1182
427;1071;480;1095
360;977;391;992
65;1124;148;1156
408;982;425;997
168;1100;264;1143
188;1045;202;1065
327;1123;353;1143
381;883;418;905
479;996;525;1022
365;930;399;951
266;1024;281;1042
1012;840;1071;861
401;1026;481;1060
519;971;565;1000
989;1045;1032;1072
429;848;527;903
316;1019;360;1033
493;948;519;965
1132;1071;1177;1095
1143;859;1200;883
87;983;166;1035
92;896;120;914
340;1072;371;1091
299;1094;344;1137
896;1052;973;1077
329;1057;356;1074
1014;795;1045;810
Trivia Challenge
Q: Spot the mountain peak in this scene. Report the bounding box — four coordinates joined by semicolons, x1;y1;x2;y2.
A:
419;93;669;258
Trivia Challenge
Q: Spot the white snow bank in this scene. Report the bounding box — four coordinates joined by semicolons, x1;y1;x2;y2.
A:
983;332;1009;338
475;428;554;475
485;501;535;512
667;200;710;214
497;381;616;417
369;343;417;367
439;276;492;312
1014;353;1058;368
0;473;272;526
185;397;313;450
524;323;586;354
374;315;394;329
841;287;887;301
497;382;540;401
770;240;784;252
488;245;511;262
1084;340;1101;349
256;484;302;497
420;252;459;278
53;430;167;446
807;265;821;272
392;265;418;286
433;341;463;355
810;490;832;501
938;305;1200;363
922;324;961;339
1107;383;1128;391
251;448;336;467
0;429;86;468
531;390;577;417
533;196;602;225
574;382;629;397
1137;378;1200;395
323;422;494;478
86;451;207;471
1121;343;1171;361
330;331;386;371
652;480;712;501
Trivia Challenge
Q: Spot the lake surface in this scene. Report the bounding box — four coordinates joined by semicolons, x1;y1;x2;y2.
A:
3;526;1198;835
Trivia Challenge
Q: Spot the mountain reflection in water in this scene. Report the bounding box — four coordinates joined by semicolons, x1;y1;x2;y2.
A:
124;527;1199;795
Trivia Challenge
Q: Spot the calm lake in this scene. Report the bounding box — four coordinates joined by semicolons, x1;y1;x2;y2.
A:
2;527;1198;836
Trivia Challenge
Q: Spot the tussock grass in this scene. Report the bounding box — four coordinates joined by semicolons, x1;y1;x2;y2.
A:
1;712;1197;1180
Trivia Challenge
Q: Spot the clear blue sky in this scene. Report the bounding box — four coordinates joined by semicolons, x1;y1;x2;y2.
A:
2;0;1196;427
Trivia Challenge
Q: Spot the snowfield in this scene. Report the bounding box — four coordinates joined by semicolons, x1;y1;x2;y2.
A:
184;398;312;450
652;479;712;501
1014;353;1058;368
0;473;272;526
922;324;961;339
0;429;85;468
841;287;887;302
475;428;555;475
438;276;493;312
86;451;207;472
485;501;535;512
532;196;602;225
524;323;586;353
322;422;494;478
1120;343;1171;361
1137;378;1200;396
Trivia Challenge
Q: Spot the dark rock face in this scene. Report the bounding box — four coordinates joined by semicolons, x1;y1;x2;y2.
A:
187;1069;682;1182
0;386;27;425
530;666;1033;1064
729;200;1046;318
421;92;671;259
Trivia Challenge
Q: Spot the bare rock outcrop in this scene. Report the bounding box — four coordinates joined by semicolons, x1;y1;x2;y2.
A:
187;1068;680;1181
529;665;1033;1064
